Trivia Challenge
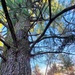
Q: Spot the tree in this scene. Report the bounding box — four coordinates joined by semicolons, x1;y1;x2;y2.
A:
0;0;75;75
47;63;57;75
32;64;42;75
58;54;75;74
59;54;73;69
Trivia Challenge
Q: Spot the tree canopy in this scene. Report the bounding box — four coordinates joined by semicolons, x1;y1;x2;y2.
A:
0;0;75;74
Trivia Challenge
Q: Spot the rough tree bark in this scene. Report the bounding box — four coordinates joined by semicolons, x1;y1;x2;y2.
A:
1;20;31;75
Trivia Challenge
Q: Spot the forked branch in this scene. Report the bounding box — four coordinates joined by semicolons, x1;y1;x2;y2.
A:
30;5;75;50
1;0;18;47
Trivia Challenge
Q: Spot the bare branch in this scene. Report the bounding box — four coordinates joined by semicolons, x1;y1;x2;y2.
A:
40;35;68;40
31;51;75;57
30;5;75;50
29;34;75;44
1;0;18;47
63;16;75;25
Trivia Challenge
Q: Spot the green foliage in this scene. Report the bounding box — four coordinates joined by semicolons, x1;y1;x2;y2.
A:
0;0;64;35
6;0;30;25
15;0;23;4
51;0;64;16
71;0;74;4
36;22;45;34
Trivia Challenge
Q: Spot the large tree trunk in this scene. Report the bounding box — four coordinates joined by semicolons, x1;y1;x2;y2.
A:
1;20;31;75
1;39;31;75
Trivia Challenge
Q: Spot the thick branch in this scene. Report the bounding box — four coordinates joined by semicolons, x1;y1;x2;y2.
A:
1;0;18;47
30;5;75;50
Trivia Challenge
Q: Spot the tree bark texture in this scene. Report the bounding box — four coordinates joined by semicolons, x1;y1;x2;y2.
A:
1;20;31;75
1;39;31;75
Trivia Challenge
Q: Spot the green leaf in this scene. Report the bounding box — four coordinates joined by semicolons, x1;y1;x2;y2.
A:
6;0;13;9
18;0;23;4
22;9;30;16
15;0;23;4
